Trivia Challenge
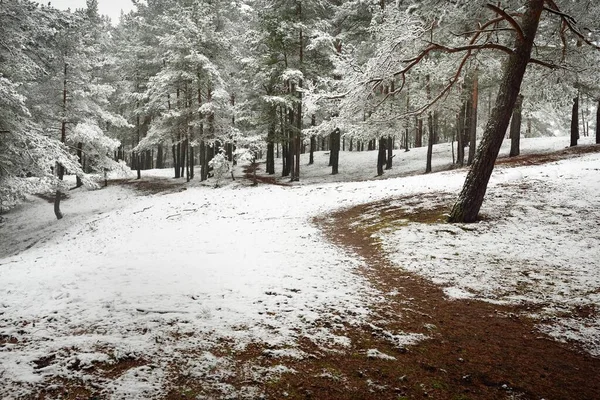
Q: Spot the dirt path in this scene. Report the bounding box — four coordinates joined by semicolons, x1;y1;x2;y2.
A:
29;145;600;399
231;145;600;399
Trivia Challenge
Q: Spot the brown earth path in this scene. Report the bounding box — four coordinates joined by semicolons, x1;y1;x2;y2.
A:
29;144;600;399
236;145;600;399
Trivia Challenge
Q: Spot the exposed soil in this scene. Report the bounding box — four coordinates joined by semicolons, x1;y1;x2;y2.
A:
243;163;291;186
28;144;600;399
495;143;600;166
109;177;187;195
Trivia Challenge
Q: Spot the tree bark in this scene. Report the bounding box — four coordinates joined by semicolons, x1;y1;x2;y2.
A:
457;102;466;166
509;94;524;157
571;96;579;147
267;118;275;174
377;137;386;176
596;99;600;144
199;141;207;181
449;0;544;223
54;62;68;220
468;70;479;165
415;118;423;148
157;144;164;169
385;136;393;169
76;142;83;188
426;112;434;173
331;129;340;175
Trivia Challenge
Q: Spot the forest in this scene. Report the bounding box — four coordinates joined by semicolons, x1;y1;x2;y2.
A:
1;0;600;399
1;0;599;218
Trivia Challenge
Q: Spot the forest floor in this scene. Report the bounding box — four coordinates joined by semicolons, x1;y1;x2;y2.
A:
226;144;600;400
1;139;599;399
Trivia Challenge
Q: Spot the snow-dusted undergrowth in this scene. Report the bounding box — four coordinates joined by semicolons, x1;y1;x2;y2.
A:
0;135;598;398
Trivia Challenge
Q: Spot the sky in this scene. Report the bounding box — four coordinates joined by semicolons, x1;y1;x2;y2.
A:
49;0;136;24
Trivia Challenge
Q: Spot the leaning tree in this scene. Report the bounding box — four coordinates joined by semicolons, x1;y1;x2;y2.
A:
337;0;599;222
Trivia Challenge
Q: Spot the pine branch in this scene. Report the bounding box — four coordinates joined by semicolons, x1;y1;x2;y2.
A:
543;1;600;51
486;4;525;41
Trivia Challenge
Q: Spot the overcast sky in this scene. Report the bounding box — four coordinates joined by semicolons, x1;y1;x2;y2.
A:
49;0;136;24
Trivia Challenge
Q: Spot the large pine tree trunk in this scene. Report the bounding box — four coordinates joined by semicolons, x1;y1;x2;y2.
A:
449;0;544;223
510;94;524;157
571;96;579;147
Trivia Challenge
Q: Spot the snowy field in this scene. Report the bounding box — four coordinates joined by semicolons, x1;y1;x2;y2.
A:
0;135;598;397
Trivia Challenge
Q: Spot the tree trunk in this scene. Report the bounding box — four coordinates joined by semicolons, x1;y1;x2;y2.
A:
181;139;187;179
267;118;275;174
199;141;207;181
331;129;340;175
449;0;544;223
509;94;524;157
468;70;479;165
309;136;315;165
457;102;466;166
596;99;600;144
136;114;141;180
426;112;434;173
76;142;83;188
157;144;164;169
415;118;423;147
377;137;386;176
571;96;579;147
189;145;194;179
54;62;68;220
385;136;393;169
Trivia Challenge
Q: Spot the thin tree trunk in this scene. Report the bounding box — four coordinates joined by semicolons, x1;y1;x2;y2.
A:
449;0;544;223
377;137;386;176
571;96;579;147
331;129;340;175
385;136;393;169
199;141;206;181
309;136;315;165
596;99;600;144
136;113;141;180
426;112;434;173
267;116;275;174
172;144;178;178
510;94;524;157
54;62;68;220
457;102;466;166
76;142;83;188
157;144;164;169
415;118;423;147
468;69;479;165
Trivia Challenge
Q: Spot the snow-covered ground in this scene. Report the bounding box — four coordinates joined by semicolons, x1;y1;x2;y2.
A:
268;135;585;184
0;135;598;398
377;150;600;355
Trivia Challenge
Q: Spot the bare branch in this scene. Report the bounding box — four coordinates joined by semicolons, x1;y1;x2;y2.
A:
486;4;525;41
543;2;600;51
529;58;560;69
452;28;514;37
